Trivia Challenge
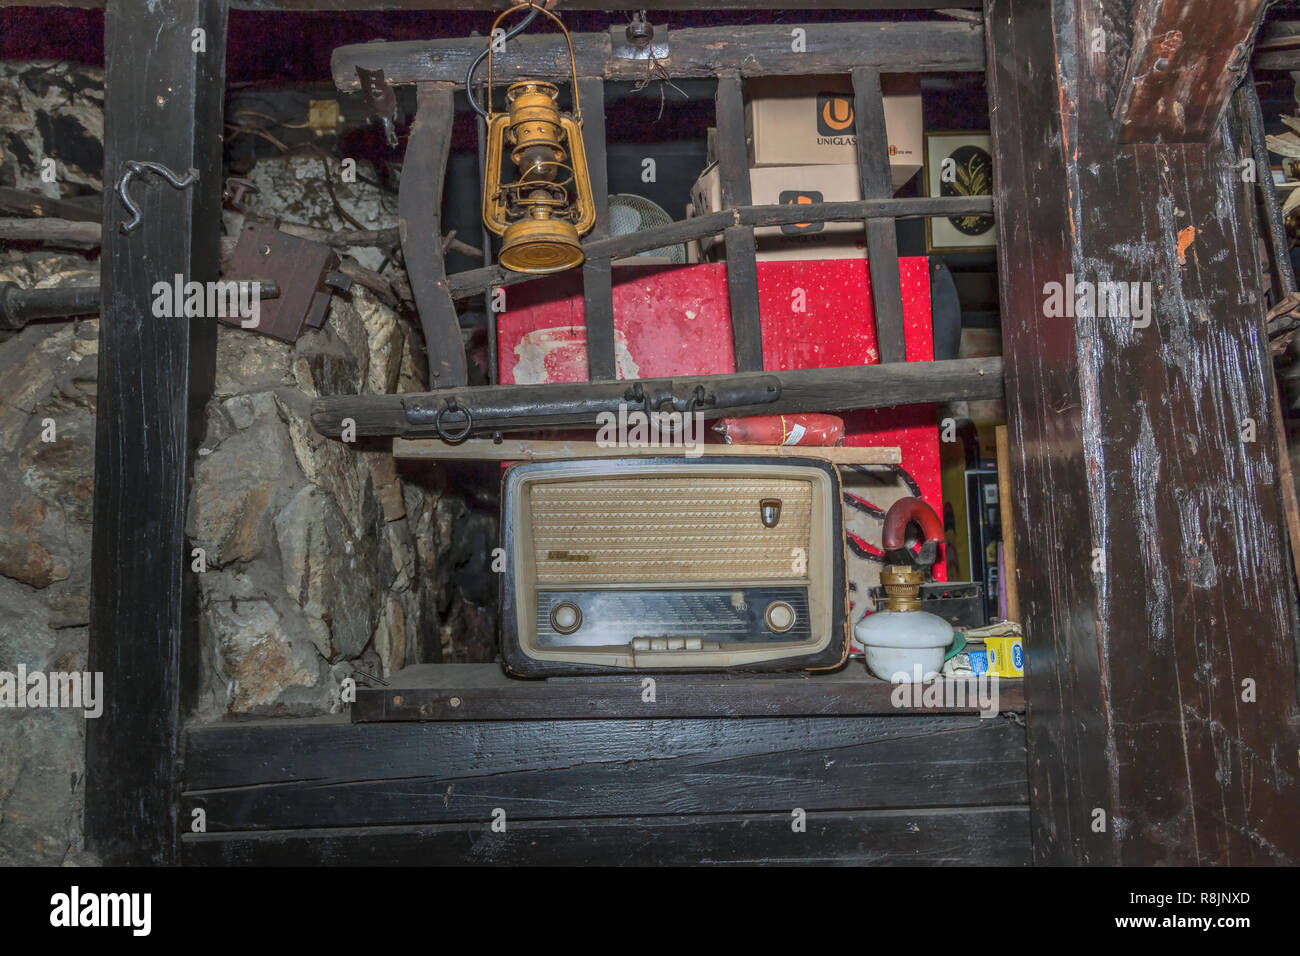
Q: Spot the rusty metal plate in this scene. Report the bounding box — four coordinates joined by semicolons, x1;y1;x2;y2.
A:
222;221;341;343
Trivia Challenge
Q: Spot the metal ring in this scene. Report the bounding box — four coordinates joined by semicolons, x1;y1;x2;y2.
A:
434;400;474;443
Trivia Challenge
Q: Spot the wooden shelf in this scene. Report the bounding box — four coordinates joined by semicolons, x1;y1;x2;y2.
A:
351;663;1025;722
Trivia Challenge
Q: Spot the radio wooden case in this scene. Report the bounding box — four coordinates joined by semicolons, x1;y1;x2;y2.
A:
500;456;849;676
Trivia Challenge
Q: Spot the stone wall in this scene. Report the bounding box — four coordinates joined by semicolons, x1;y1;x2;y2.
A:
0;254;99;866
0;61;494;864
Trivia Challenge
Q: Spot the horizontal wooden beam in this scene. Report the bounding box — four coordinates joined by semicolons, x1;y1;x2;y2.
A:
447;195;993;300
181;712;1027;832
182;807;1030;866
311;356;1006;438
391;438;904;464
355;664;1023;721
331;20;985;89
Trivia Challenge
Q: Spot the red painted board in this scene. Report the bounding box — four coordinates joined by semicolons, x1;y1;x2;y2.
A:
496;259;946;606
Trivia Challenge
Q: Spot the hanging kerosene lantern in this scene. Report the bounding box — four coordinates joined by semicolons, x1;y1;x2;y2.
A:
480;4;596;275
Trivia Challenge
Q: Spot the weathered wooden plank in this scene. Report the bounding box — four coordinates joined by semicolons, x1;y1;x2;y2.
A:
184;712;1022;787
182;713;1028;830
447;195;993;301
853;67;906;364
578;77;616;381
352;664;1022;720
181;807;1031;867
716;73;763;372
331;21;987;91
390;438;903;464
310;356;1006;438
400;82;466;387
85;0;229;867
987;0;1300;865
1113;0;1268;143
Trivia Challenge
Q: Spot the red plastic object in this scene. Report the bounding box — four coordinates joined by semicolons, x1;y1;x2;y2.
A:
714;413;845;446
496;259;946;586
881;497;945;552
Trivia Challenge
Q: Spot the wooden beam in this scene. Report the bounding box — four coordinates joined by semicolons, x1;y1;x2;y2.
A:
577;77;616;382
1113;0;1268;143
853;67;906;364
715;73;763;372
400;82;467;387
447;194;993;301
987;0;1300;865
85;0;228;867
352;663;1021;720
391;437;903;464
331;21;986;90
180;713;1027;833
182;808;1030;866
310;356;1006;438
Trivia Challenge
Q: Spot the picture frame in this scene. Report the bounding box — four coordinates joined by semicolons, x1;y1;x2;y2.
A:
924;131;996;253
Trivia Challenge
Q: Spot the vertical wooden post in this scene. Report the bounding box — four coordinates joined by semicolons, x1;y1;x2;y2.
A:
986;0;1300;864
715;72;764;373
400;82;466;389
852;67;906;364
86;0;228;866
578;77;616;381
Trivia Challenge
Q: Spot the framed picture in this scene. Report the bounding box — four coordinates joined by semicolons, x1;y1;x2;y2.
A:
924;131;996;253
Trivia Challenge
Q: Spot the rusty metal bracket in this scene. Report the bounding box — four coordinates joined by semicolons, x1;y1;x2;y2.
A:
223;176;260;216
356;67;400;148
114;161;198;234
222;221;351;342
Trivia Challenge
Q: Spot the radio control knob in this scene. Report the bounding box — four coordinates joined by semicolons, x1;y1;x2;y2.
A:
765;601;796;633
550;602;582;634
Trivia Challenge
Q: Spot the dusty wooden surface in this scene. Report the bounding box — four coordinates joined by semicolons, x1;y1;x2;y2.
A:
351;663;1026;721
331;20;986;90
391;437;903;463
399;82;465;387
311;358;1006;437
987;0;1300;864
1113;0;1268;143
181;711;1029;865
86;0;229;867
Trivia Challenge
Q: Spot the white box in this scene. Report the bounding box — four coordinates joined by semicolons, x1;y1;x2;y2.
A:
745;74;922;192
690;163;868;262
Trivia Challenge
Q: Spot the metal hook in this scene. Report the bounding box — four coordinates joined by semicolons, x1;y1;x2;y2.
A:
115;161;199;235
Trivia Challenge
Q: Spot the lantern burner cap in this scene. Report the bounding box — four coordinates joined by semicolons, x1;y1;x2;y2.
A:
507;80;560;102
499;217;585;274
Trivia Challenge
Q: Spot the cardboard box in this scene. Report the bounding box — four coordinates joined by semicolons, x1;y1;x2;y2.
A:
982;636;1024;677
745;74;922;191
690;163;867;262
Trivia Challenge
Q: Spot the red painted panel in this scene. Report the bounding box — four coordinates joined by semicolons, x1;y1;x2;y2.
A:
496;258;946;602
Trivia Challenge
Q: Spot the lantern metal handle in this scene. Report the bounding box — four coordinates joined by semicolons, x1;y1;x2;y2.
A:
485;1;582;122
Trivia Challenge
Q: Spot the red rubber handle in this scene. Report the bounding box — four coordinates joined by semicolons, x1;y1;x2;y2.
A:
881;497;944;552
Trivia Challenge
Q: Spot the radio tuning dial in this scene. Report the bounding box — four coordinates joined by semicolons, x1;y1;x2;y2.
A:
550;601;583;634
765;601;796;633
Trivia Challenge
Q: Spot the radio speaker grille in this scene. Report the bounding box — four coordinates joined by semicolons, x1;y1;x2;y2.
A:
530;476;812;584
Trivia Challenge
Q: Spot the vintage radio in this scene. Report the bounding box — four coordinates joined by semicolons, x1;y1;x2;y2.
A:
500;456;849;676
